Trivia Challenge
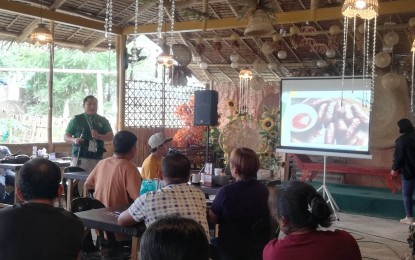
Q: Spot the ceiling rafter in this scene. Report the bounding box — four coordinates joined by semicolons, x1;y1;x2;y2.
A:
124;0;415;35
16;18;40;43
0;1;122;34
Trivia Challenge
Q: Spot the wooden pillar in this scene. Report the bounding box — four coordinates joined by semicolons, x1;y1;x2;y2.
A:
48;21;55;152
116;35;126;131
97;73;104;115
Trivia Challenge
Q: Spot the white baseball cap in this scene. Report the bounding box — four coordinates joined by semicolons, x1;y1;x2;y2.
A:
148;132;173;149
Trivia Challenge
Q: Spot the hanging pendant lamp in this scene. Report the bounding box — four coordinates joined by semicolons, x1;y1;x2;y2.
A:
30;23;53;45
342;0;379;20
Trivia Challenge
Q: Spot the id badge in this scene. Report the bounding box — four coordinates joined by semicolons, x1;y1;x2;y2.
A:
88;140;98;152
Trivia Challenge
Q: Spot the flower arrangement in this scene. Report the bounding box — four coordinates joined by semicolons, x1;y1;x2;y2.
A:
173;96;206;147
258;106;282;173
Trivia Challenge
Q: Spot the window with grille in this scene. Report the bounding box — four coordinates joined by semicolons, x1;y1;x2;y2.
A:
125;80;204;128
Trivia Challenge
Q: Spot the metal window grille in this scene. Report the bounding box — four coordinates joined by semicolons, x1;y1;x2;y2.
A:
125;80;204;127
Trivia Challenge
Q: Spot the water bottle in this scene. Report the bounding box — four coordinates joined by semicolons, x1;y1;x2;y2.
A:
31;146;37;159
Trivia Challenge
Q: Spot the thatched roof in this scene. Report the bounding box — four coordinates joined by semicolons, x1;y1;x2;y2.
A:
1;0;415;83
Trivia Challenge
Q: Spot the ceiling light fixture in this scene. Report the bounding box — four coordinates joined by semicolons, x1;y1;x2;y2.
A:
239;67;253;80
238;67;253;114
30;3;53;45
30;24;53;46
156;0;175;67
341;0;378;108
342;0;379;20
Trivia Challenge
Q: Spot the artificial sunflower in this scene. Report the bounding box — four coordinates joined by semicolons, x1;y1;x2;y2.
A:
261;117;275;131
269;130;278;137
226;99;236;109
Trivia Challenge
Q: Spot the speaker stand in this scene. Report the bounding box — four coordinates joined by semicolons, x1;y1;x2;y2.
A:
316;155;340;221
205;125;210;164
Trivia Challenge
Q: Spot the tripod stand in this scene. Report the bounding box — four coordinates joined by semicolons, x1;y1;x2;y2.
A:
316;155;340;221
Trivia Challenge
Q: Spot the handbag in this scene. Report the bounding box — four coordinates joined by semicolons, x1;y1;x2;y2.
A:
0;154;30;164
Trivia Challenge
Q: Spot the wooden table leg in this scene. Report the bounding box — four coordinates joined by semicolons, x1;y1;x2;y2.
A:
130;236;140;260
67;180;73;211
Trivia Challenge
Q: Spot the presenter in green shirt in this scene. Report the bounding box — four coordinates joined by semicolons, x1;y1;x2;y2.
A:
64;95;114;195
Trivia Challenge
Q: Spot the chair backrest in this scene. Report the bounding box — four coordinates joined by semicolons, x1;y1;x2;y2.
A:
70;197;119;251
64;166;86;173
217;217;275;260
71;197;105;213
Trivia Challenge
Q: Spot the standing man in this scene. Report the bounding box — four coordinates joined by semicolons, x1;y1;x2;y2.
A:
391;118;415;224
140;132;172;180
64;95;114;194
117;153;209;238
0;158;84;260
85;130;141;207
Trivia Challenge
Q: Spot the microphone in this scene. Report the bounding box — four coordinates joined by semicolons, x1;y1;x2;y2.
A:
75;128;84;166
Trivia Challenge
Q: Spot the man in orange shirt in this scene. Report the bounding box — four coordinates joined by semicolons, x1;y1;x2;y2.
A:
85;130;141;207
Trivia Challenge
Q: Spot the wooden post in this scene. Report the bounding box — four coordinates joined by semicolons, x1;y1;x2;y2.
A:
48;21;55;152
116;35;126;131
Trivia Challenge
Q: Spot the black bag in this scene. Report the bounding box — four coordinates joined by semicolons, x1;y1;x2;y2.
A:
0;154;30;164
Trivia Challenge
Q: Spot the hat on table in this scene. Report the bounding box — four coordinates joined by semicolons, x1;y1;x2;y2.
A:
148;133;173;149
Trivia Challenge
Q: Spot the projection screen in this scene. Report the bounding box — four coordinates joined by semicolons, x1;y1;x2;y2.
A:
279;77;372;155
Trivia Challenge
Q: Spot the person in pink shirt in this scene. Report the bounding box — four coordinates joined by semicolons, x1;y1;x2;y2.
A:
263;181;361;260
85;130;141;208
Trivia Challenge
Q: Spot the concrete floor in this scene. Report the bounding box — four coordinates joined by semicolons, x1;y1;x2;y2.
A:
322;213;409;260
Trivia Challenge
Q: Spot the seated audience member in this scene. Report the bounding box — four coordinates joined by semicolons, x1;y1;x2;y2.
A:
118;153;209;237
208;147;272;260
85;130;141;207
262;181;361;260
140;216;209;260
0;158;84;260
0;146;15;203
140;132;172;180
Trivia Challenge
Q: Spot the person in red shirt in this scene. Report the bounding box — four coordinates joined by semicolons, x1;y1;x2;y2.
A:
263;181;361;260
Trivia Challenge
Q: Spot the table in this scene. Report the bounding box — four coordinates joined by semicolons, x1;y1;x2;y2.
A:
63;171;89;211
0;159;72;204
75;205;146;260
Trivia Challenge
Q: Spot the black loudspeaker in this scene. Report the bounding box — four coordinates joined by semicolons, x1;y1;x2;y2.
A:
194;90;218;126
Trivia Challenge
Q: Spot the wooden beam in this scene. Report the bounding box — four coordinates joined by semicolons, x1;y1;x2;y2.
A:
0;1;122;34
83;37;106;52
49;0;68;11
16;18;40;43
123;0;415;35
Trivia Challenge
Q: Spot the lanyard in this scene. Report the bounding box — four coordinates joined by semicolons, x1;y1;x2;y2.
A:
84;113;94;131
84;114;97;144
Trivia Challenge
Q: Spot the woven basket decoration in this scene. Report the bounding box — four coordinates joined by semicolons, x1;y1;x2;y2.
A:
244;9;275;37
172;44;192;67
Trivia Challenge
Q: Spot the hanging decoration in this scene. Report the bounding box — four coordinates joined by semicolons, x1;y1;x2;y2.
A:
238;67;253;114
213;35;222;53
156;0;174;67
230;54;239;69
341;0;379;108
104;0;113;89
230;33;240;50
129;0;140;79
